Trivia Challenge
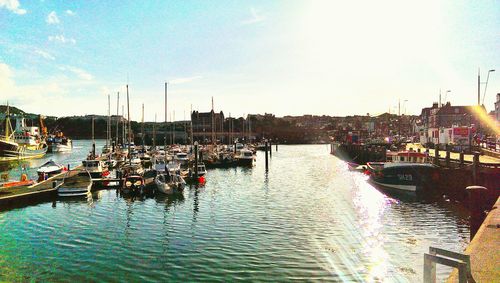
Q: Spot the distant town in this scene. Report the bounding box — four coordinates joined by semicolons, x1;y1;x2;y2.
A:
1;93;499;151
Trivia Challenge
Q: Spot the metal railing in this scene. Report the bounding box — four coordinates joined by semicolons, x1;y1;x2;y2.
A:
423;247;475;282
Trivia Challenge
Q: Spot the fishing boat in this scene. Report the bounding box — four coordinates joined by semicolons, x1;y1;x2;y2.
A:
46;132;72;153
81;159;107;179
236;149;254;166
0;107;48;162
155;171;185;194
37;160;65;181
57;171;92;197
367;150;438;192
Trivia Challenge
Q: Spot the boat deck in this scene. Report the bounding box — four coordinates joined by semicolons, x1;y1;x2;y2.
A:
0;167;81;206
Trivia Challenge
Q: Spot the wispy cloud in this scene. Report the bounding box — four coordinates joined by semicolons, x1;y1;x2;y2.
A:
241;7;265;25
48;35;76;44
34;49;55;60
59;66;93;80
170;75;203;85
0;0;26;15
65;9;75;16
46;11;60;24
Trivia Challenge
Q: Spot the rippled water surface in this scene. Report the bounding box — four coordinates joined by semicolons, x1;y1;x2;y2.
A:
0;143;470;282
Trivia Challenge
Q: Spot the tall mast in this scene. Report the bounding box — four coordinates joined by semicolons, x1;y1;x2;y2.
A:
153;113;156;149
5;102;12;142
107;93;110;148
92;115;95;144
116;92;119;145
173;110;175;144
122;105;125;145
164;82;167;150
127;84;131;157
167;82;168;151
211;96;215;144
141;103;144;149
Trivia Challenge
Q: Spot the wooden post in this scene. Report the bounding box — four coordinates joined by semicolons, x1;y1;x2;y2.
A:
459;151;464;167
276;142;278;151
269;140;272;158
472;152;480;184
434;144;440;166
445;145;451;168
466;186;488;239
265;140;269;171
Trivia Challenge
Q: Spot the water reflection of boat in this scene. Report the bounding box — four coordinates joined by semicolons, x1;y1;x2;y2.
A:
155;192;185;206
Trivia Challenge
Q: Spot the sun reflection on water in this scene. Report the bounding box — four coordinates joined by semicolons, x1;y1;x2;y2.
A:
352;173;396;281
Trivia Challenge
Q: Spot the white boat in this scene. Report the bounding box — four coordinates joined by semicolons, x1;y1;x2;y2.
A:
195;163;207;177
236;149;254;166
155;172;185;194
81;159;107;179
57;171;92;197
174;152;189;165
166;161;181;174
37;160;65;181
47;135;72;152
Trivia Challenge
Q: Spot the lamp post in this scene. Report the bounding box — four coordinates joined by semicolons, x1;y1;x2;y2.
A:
478;69;495;105
482;69;495;105
444;90;451;104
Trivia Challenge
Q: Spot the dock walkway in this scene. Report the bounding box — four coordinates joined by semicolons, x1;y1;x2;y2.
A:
447;197;500;282
405;143;500;164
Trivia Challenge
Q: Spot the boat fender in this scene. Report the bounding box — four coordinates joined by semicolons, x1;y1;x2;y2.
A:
20;174;28;182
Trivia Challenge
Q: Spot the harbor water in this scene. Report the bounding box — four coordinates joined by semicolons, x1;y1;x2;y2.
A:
0;143;469;282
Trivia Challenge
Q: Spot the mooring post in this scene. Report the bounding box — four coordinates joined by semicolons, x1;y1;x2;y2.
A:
466;185;488;239
434;144;440;166
194;142;199;180
472;152;479;184
269;140;272;158
67;164;70;171
92;143;96;158
459;151;464;167
276;142;278;152
234;141;236;155
445;144;451;168
264;140;269;171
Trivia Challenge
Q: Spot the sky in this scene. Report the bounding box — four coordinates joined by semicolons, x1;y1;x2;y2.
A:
1;0;500;121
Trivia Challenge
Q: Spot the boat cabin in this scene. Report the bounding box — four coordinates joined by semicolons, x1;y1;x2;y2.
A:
386;151;428;164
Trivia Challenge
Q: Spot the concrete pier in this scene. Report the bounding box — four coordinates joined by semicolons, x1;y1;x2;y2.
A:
447;197;500;282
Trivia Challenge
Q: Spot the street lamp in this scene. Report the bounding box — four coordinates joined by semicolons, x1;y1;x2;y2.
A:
482;69;495;105
444;90;451;104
